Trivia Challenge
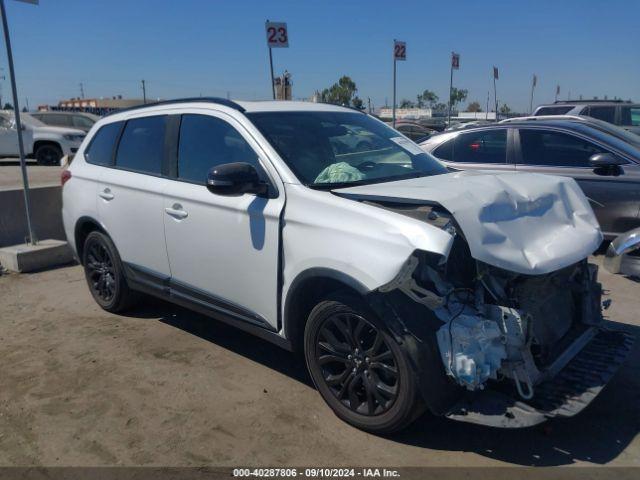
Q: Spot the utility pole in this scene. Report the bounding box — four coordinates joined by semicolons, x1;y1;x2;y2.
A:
529;74;537;114
367;97;371;114
392;43;397;127
141;79;147;104
486;91;489;121
0;0;37;244
79;82;84;99
448;52;459;127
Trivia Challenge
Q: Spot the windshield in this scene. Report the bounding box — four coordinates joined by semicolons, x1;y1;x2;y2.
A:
247;111;447;187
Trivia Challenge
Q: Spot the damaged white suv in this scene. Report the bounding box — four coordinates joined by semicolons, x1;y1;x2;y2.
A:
62;98;634;433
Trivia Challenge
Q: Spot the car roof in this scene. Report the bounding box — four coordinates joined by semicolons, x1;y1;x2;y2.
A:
236;100;358;113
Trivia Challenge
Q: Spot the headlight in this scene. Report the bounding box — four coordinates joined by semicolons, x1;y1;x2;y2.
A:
63;134;85;142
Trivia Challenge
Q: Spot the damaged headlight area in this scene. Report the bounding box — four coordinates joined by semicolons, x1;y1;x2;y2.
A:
379;239;606;401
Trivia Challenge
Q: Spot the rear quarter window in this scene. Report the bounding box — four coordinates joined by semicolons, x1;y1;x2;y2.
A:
535;106;574;116
115;116;166;175
84;122;123;166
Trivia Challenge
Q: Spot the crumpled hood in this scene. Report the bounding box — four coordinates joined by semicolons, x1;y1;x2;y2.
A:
334;170;602;275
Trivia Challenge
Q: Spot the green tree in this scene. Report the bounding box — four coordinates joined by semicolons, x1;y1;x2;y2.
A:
500;103;512;115
320;76;364;109
399;99;415;108
3;103;13;110
417;89;438;108
466;101;482;112
449;87;468;109
432;102;447;112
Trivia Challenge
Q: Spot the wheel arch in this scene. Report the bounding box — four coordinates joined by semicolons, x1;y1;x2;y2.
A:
283;268;370;352
74;216;108;265
33;139;62;152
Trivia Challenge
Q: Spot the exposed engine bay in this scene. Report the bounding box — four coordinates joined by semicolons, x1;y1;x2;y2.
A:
375;203;606;401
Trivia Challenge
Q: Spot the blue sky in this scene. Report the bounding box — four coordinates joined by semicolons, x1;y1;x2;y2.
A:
2;0;639;112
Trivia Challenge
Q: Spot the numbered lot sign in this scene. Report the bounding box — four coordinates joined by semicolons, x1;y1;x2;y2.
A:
266;22;289;48
394;41;406;61
452;52;460;70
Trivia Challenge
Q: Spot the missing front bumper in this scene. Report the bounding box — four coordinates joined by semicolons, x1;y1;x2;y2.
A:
444;328;635;428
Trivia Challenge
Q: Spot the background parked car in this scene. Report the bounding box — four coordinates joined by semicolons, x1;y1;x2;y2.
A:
31;111;100;133
420;117;640;239
534;100;640;135
392;121;435;142
0;111;86;165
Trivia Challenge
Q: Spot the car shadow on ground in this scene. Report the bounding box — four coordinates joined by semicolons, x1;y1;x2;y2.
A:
125;300;640;467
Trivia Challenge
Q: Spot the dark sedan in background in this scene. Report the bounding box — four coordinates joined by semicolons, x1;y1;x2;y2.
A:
420;116;640;239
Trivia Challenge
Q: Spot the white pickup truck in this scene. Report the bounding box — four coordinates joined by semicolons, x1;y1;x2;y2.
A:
0;110;86;165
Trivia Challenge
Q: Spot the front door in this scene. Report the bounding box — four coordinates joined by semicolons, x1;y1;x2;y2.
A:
162;112;284;329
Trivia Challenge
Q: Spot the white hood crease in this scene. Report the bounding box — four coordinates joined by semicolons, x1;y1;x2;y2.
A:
334;170;603;275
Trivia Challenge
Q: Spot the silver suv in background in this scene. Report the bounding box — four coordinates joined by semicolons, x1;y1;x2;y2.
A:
31;111;100;133
534;100;640;135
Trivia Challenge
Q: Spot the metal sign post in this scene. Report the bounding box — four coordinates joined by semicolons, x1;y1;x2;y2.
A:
530;74;537;114
265;21;288;100
448;52;459;127
1;0;38;245
392;40;406;128
493;66;499;121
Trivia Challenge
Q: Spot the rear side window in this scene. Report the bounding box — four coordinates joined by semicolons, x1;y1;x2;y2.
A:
115;116;166;175
535;106;573;116
73;115;95;129
519;129;605;167
620;106;640;126
452;129;507;163
85;122;123;166
177;114;259;184
433;139;453;160
586;106;616;123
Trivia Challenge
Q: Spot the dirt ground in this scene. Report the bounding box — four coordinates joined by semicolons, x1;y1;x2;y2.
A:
0;257;639;467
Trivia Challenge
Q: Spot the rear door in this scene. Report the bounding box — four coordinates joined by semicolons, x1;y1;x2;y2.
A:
514;127;640;237
431;128;515;173
97;114;172;279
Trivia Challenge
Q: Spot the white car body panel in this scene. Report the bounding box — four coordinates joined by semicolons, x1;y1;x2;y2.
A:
335;170;602;275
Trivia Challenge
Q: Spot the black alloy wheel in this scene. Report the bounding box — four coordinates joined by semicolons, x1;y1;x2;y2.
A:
316;312;398;415
304;294;424;433
86;240;116;304
82;231;137;313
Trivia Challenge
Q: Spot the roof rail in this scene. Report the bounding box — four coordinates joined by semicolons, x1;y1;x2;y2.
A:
105;97;246;116
553;99;629;104
500;114;588;124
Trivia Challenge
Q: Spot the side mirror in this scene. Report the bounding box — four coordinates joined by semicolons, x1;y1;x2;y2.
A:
206;162;269;196
589;153;625;176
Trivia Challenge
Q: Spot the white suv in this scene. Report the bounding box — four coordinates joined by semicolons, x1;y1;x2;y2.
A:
62;98;633;433
0;111;86;165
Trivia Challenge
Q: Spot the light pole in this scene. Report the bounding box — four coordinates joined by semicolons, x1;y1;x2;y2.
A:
0;0;38;245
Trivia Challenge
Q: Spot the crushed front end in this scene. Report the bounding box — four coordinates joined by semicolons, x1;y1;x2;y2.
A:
375;232;634;428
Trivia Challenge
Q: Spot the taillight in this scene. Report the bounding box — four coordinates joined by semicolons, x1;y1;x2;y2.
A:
61;170;72;186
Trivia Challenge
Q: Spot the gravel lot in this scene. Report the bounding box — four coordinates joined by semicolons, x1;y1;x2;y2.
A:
0;257;638;467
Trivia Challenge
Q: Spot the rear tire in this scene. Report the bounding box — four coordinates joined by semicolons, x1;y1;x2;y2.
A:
82;231;137;313
304;293;424;434
35;143;63;166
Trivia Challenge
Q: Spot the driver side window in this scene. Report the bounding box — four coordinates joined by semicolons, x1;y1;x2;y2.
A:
177;114;260;184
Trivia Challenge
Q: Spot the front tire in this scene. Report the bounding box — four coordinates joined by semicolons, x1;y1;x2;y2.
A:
35;143;63;166
304;294;423;433
82;231;137;313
